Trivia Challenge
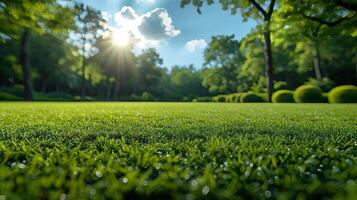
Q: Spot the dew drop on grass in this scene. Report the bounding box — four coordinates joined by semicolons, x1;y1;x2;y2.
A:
190;180;198;190
60;193;67;200
18;163;26;169
201;186;210;195
345;159;352;165
265;190;272;198
244;171;250;177
95;170;102;178
122;177;128;184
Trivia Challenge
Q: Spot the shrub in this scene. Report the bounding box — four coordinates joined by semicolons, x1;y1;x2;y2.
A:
0;92;22;101
225;94;234;103
34;92;73;101
256;93;268;102
293;85;323;103
274;81;288;90
233;93;244;103
193;96;212;102
328;85;357;103
305;77;334;92
74;96;95;101
272;90;294;103
240;92;265;103
212;95;226;102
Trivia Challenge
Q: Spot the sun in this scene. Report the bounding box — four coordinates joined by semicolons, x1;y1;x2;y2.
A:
112;29;130;47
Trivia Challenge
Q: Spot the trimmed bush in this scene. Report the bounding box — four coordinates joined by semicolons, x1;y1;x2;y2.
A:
0;92;22;101
272;90;294;103
34;92;73;101
240;92;265;103
293;85;323;103
233;93;244;103
212;95;226;102
193;96;212;102
328;85;357;103
225;94;235;103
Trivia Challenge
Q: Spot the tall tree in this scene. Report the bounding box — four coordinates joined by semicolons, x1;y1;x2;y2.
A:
181;0;277;101
279;0;357;80
137;48;164;96
72;3;104;100
203;35;244;94
0;0;74;100
171;65;208;100
29;33;81;93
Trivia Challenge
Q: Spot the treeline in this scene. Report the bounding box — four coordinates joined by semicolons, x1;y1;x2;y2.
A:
0;0;356;101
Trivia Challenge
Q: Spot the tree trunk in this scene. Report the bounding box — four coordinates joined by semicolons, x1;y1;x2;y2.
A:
80;55;86;101
313;39;322;81
113;79;119;100
263;30;274;102
41;77;47;92
106;75;111;101
355;52;357;82
20;29;33;101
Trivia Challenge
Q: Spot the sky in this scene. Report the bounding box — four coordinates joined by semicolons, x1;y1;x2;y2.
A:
79;0;256;69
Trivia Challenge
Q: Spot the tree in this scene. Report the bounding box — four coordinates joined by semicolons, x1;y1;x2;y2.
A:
29;33;81;93
181;0;277;101
0;0;74;100
72;3;104;100
136;48;164;97
278;0;357;80
171;65;208;100
203;35;243;94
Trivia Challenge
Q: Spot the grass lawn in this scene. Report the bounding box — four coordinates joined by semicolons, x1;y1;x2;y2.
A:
0;102;356;199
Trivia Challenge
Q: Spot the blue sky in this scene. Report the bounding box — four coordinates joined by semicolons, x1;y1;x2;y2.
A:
79;0;256;69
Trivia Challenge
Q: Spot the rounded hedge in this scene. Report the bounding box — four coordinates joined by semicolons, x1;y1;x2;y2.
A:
225;94;235;103
212;95;226;102
0;92;22;101
293;85;323;103
233;93;245;103
328;85;357;103
240;93;265;103
272;90;294;103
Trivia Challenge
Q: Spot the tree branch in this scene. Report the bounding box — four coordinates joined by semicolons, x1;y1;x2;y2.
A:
302;13;351;27
266;0;276;21
248;0;267;16
333;0;357;11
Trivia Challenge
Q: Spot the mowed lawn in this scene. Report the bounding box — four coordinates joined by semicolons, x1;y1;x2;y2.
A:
0;103;356;199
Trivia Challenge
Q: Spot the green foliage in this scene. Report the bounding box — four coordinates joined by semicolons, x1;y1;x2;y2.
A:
272;90;295;103
0;0;75;39
232;93;244;103
305;77;335;92
273;81;288;90
192;96;212;102
225;93;236;103
240;92;265;103
0;92;22;101
294;85;324;103
212;95;226;102
0;103;356;199
328;85;357;103
171;65;208;100
141;92;155;101
202;35;244;94
34;92;73;101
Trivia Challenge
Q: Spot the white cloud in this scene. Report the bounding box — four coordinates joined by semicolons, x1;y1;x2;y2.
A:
185;39;207;52
138;8;180;40
114;6;140;27
111;6;180;49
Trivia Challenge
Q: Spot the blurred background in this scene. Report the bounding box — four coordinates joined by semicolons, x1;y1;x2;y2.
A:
0;0;356;102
